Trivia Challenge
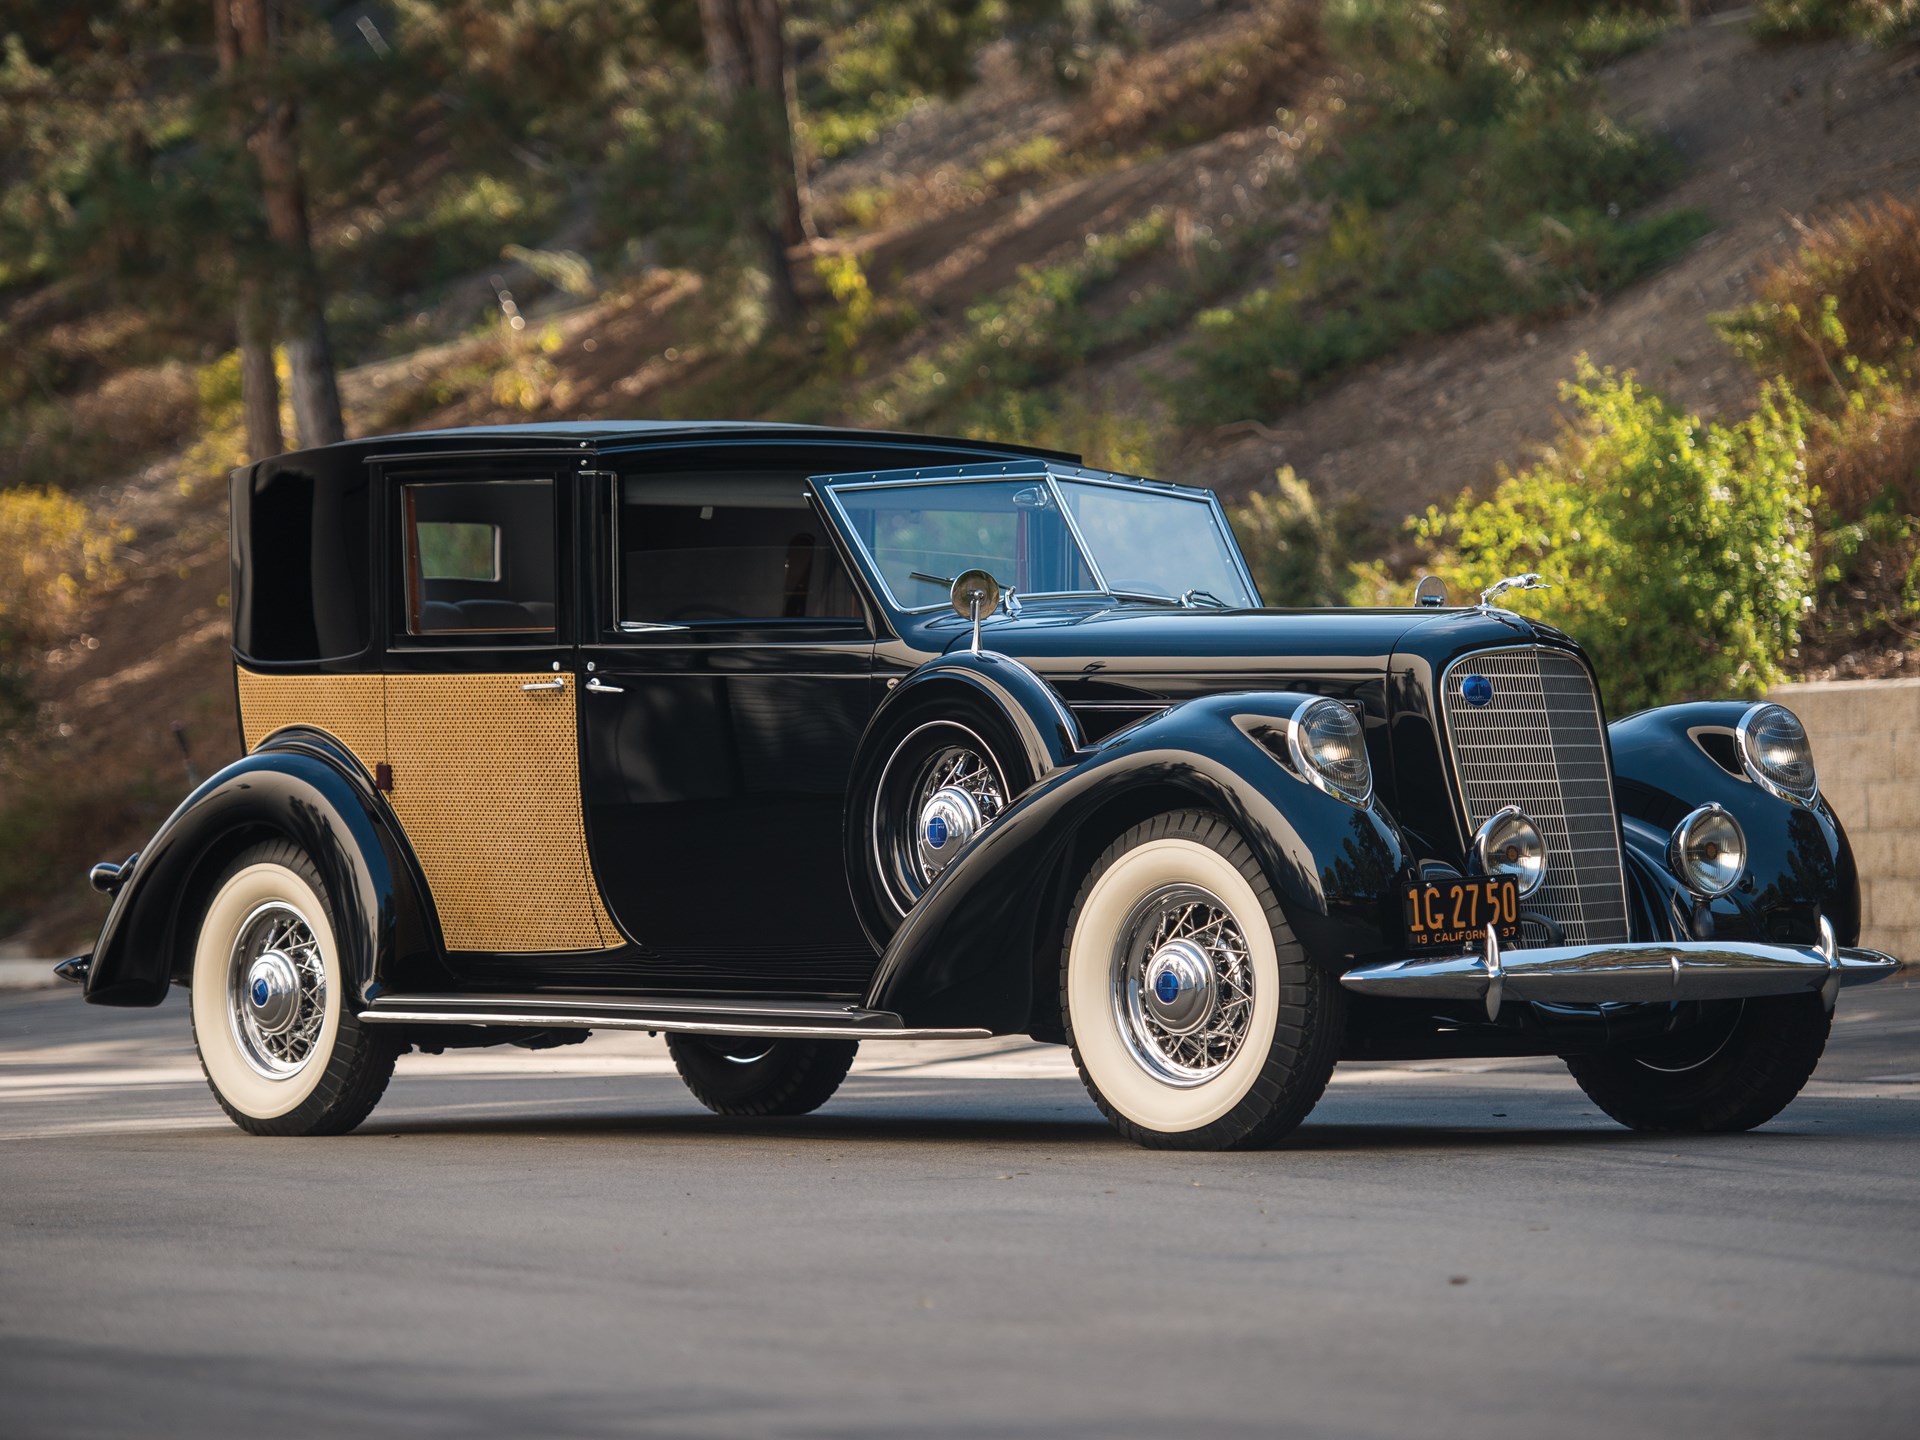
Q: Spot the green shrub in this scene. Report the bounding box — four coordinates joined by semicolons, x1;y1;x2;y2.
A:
1755;0;1920;44
1415;364;1814;713
1173;1;1707;427
1230;467;1365;608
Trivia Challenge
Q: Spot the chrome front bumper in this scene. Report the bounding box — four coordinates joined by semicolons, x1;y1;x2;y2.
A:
1339;918;1901;1021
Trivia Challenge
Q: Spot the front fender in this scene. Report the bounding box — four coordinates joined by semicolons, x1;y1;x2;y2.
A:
864;693;1412;1033
1609;702;1859;947
83;731;446;1008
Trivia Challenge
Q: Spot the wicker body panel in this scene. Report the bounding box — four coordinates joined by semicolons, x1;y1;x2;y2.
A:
236;671;385;777
235;666;618;953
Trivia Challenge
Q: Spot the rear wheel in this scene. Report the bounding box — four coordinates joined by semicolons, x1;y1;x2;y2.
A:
189;841;399;1136
666;1034;859;1117
1061;810;1342;1150
1564;994;1830;1132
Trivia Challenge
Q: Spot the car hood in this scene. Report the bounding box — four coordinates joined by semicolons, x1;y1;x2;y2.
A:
915;604;1551;705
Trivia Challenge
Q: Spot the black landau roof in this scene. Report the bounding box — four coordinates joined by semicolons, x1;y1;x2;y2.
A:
292;420;1078;465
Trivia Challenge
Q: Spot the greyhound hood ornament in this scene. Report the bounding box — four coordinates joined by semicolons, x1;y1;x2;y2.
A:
1478;572;1552;610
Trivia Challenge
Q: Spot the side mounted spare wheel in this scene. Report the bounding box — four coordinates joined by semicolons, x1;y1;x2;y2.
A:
189;839;399;1136
849;699;1034;942
1062;810;1343;1151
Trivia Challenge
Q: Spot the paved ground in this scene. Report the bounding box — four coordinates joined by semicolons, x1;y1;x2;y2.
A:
3;976;1918;1440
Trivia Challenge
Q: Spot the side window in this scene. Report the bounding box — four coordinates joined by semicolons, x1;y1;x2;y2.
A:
402;479;556;635
618;472;864;625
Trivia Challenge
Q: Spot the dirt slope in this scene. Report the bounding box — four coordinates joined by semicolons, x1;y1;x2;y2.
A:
1184;18;1920;517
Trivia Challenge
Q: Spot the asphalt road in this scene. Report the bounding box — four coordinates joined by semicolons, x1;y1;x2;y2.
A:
3;975;1918;1440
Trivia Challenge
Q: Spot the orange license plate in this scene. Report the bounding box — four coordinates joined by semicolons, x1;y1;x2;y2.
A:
1403;877;1521;951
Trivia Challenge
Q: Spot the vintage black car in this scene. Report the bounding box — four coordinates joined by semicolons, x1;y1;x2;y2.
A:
60;421;1899;1148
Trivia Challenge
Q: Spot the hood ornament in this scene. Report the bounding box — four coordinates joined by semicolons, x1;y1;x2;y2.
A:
1478;573;1552;610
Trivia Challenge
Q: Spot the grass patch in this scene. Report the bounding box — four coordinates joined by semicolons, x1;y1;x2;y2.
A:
1171;0;1706;427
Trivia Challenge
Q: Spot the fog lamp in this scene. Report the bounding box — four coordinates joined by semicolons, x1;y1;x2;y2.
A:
1670;803;1746;898
1472;805;1545;897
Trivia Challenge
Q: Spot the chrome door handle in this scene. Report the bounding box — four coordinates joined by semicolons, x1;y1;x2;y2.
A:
521;677;566;692
585;677;625;694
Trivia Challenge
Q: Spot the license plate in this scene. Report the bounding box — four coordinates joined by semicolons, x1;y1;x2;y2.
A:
1403;877;1521;951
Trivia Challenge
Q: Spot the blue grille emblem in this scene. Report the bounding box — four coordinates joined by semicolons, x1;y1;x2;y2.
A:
251;977;270;1007
925;815;950;849
1462;674;1494;707
1154;971;1182;1004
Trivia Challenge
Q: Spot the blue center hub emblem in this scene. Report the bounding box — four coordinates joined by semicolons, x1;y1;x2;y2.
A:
925;815;949;849
1462;674;1494;707
1154;970;1183;1004
251;977;271;1007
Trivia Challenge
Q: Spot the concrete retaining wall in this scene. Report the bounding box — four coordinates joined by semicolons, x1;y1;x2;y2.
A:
1770;677;1920;963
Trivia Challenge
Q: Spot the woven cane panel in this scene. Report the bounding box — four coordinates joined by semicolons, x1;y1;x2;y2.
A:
384;673;616;953
236;669;385;780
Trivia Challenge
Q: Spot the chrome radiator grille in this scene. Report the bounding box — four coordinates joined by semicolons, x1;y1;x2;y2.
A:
1440;646;1630;945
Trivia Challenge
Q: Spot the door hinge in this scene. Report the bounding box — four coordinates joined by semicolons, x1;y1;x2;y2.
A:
375;762;394;792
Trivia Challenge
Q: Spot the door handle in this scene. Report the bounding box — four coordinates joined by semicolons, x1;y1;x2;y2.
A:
585;676;625;694
521;677;566;692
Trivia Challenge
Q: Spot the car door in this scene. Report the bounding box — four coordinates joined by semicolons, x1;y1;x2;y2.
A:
379;457;617;955
577;464;879;993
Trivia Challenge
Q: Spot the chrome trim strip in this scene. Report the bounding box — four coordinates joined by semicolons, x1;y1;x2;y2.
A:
359;1010;993;1040
368;994;880;1021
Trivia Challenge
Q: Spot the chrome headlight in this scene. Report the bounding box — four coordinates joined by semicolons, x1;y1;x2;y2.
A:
1669;803;1746;898
1472;805;1545;897
1286;698;1372;806
1736;703;1817;807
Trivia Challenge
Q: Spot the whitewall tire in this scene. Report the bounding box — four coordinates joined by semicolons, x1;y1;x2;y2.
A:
189;841;398;1136
1062;811;1342;1150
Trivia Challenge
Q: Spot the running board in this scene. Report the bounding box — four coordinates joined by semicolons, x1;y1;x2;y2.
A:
359;992;991;1041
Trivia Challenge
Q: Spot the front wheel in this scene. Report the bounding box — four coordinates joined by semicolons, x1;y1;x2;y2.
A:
1564;994;1831;1133
666;1034;859;1116
1061;810;1343;1150
189;841;399;1136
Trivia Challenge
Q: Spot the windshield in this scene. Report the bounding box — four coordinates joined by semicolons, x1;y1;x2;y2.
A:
828;473;1257;610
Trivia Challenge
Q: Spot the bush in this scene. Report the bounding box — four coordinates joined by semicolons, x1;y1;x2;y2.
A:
1714;196;1920;409
0;487;121;721
1415;364;1814;713
1230;468;1362;608
1172;1;1706;427
1755;0;1920;44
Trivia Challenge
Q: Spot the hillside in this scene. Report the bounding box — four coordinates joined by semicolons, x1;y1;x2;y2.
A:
5;1;1920;954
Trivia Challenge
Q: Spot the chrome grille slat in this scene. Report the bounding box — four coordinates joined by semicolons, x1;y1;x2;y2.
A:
1440;647;1630;945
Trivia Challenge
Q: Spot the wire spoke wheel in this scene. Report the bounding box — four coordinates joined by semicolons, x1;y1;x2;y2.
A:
872;721;1010;914
1110;884;1255;1086
224;902;329;1080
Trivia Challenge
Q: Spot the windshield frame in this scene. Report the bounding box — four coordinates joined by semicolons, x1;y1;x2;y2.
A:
811;460;1261;617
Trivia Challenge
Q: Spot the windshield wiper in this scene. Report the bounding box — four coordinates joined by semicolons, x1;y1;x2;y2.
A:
1181;588;1232;609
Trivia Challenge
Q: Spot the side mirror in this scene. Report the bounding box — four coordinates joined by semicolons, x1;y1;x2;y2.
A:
950;569;1001;651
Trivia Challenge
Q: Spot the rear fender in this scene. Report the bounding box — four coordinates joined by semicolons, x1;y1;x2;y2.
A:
863;693;1411;1034
83;730;446;1007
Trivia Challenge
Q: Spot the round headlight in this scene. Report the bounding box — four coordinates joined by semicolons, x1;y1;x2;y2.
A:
1472;805;1546;897
1669;803;1746;898
1286;698;1372;805
1736;703;1817;807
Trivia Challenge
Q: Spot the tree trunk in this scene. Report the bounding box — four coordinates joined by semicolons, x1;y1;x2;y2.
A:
698;0;807;326
232;0;344;449
236;283;284;461
217;0;282;461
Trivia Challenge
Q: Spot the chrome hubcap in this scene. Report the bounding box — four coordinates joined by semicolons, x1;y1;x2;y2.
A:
225;902;326;1080
909;745;1004;883
244;951;301;1035
1111;884;1255;1086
